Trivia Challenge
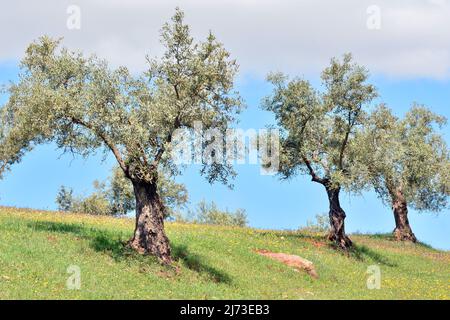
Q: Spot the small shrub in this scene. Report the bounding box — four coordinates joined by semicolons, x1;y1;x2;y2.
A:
72;193;111;216
175;200;248;227
299;213;329;233
56;186;74;212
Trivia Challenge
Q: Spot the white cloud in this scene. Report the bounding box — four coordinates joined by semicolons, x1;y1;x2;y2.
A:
1;0;450;79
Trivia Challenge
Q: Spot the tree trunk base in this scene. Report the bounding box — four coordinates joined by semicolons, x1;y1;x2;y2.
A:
393;228;417;243
127;238;172;265
327;232;353;250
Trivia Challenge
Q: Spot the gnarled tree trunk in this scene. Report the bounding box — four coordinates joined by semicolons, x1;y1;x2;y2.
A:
325;186;352;249
391;188;416;242
128;180;172;264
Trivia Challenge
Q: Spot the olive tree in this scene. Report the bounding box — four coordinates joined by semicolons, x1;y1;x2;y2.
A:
353;104;450;242
0;9;242;263
263;54;377;249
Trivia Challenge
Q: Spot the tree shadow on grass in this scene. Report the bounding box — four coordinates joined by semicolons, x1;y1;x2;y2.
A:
346;244;397;267
27;220;232;283
172;244;232;284
28;220;130;261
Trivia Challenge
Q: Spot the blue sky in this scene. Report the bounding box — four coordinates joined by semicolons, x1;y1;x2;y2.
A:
0;1;449;250
1;66;449;250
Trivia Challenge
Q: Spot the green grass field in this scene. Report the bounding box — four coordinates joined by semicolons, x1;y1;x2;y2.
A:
0;206;448;300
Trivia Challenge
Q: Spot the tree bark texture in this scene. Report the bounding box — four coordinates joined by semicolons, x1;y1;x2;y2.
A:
128;180;172;264
325;186;353;249
391;188;417;242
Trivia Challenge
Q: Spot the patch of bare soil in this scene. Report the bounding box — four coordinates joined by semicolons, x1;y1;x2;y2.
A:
255;249;319;279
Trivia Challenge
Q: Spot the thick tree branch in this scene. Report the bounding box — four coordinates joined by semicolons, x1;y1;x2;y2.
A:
302;154;327;185
70;117;129;176
152;114;181;169
338;112;352;170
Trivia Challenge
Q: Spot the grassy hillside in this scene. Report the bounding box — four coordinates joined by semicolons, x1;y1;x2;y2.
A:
0;206;448;300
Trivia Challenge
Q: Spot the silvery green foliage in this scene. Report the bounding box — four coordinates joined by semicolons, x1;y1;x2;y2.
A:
353;104;450;211
263;54;377;189
0;9;242;186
